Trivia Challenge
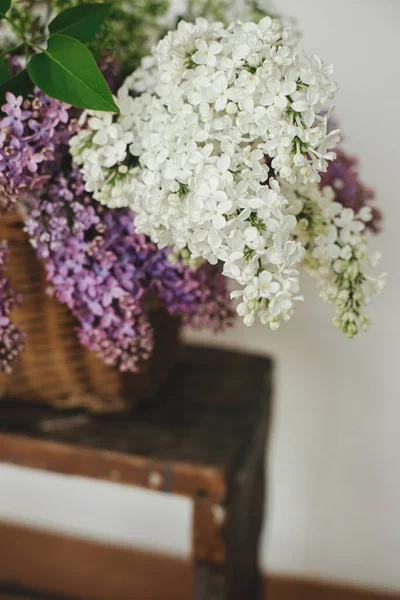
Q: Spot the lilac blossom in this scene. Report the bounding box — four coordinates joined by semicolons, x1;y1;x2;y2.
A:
0;57;233;373
26;167;233;372
26;169;153;372
147;252;235;331
0;241;25;373
0;90;73;213
320;149;382;234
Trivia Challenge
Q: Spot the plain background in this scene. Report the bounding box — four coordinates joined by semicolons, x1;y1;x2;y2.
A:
0;0;399;594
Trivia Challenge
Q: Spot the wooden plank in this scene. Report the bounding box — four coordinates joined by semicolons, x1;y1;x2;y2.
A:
0;433;225;499
0;523;396;600
0;522;191;600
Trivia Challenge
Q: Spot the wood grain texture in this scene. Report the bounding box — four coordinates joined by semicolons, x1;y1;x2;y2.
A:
0;523;397;600
0;522;191;600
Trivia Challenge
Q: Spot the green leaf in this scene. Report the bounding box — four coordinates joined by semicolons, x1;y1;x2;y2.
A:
48;3;112;43
0;0;11;18
0;69;34;108
0;57;9;85
27;35;119;112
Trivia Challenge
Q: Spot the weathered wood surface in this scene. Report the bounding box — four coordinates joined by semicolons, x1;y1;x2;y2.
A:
0;346;271;493
0;345;273;600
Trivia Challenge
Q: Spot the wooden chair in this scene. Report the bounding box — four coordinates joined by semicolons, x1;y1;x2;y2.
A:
0;345;273;600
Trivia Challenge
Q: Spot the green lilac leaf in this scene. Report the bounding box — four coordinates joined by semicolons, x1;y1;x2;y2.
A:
0;0;11;18
0;57;9;85
48;3;112;43
27;35;119;112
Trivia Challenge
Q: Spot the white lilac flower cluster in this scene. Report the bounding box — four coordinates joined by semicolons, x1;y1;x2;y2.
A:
71;17;341;330
283;181;386;337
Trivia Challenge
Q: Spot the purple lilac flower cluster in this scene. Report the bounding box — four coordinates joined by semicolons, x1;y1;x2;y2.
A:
320;148;382;234
26;168;153;372
0;87;78;371
148;253;234;332
0;90;73;213
0;241;25;373
26;167;233;372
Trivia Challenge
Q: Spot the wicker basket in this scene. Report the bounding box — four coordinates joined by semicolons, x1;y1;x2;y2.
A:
0;211;181;412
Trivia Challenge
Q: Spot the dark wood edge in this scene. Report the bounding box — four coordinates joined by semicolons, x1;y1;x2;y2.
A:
180;344;273;368
0;583;76;600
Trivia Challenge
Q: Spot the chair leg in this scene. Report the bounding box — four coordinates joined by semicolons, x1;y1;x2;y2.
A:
192;488;227;600
192;449;266;600
224;449;266;600
194;563;226;600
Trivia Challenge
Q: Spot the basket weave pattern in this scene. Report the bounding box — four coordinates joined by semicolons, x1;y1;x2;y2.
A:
0;212;180;412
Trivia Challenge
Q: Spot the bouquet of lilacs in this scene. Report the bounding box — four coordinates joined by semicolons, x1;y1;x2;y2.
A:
71;16;385;339
0;0;385;376
3;0;272;373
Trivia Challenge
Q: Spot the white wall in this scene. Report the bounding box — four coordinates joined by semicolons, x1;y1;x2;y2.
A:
1;0;399;594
